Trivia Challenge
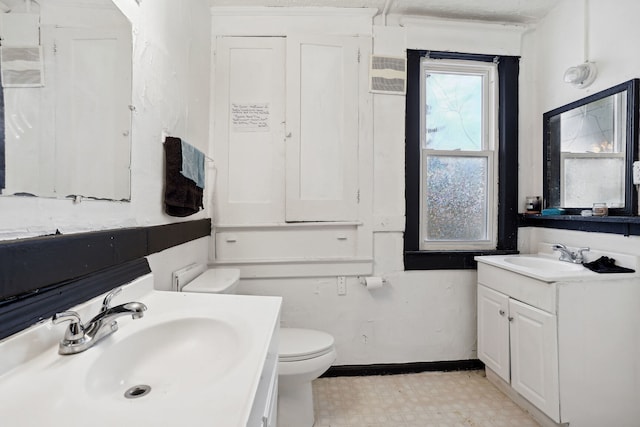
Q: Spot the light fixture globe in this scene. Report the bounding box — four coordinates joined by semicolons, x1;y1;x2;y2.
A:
563;62;597;88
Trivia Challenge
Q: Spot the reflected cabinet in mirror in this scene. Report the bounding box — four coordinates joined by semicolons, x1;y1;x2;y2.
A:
0;0;132;201
544;79;639;215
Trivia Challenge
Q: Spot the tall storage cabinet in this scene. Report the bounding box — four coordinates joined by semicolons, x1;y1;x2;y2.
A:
211;9;374;278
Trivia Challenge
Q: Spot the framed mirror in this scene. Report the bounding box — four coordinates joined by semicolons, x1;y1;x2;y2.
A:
0;0;132;201
543;79;639;216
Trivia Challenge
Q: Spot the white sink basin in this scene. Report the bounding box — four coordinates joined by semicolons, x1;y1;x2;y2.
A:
475;254;597;281
502;256;585;272
0;274;282;426
86;317;242;399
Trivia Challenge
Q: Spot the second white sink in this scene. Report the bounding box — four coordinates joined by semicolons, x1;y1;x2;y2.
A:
475;254;597;282
503;256;585;272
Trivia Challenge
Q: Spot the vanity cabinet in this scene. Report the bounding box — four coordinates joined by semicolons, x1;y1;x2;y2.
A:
248;324;279;427
476;258;640;427
477;285;559;422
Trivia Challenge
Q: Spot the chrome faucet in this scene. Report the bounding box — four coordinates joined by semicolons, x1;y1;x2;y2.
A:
552;243;590;264
52;287;147;355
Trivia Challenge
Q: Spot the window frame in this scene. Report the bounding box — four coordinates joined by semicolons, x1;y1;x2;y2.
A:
419;59;499;250
404;50;520;270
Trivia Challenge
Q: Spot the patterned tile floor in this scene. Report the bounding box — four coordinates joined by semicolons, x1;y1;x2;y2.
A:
312;370;541;427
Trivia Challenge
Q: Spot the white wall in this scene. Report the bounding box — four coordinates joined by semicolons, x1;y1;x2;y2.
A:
519;0;640;258
0;0;212;241
9;0;638;367
229;13;525;365
519;0;640;212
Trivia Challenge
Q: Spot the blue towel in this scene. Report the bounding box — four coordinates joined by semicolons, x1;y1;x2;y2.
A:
180;139;205;189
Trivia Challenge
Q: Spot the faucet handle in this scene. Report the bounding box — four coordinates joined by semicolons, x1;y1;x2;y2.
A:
576;247;590;260
52;311;85;341
101;287;122;312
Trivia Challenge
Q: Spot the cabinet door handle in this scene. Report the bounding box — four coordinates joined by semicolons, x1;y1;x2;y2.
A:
499;310;505;316
508;316;514;322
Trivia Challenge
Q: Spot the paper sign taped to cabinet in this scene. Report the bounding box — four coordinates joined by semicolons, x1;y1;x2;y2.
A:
231;103;270;132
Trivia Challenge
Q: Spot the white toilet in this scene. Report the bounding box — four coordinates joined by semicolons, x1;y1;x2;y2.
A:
177;267;336;427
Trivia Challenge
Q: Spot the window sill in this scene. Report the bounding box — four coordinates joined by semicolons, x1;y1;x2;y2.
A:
404;249;519;270
519;214;640;236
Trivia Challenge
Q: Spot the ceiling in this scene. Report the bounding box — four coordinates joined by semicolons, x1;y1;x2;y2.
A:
207;0;563;24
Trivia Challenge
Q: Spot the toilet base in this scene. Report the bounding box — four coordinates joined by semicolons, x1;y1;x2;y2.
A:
277;380;314;427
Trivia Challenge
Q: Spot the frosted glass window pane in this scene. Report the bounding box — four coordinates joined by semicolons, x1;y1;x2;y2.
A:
425;156;488;241
563;157;624;207
424;72;482;151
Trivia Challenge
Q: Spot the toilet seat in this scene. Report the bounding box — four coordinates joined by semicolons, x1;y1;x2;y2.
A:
279;328;335;362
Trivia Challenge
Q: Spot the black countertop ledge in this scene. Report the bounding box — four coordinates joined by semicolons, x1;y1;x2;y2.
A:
519;214;640;236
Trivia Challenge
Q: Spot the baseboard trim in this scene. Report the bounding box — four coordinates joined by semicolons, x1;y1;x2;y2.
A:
321;359;484;378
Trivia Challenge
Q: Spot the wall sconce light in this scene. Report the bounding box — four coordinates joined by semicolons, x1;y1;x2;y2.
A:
563;62;597;88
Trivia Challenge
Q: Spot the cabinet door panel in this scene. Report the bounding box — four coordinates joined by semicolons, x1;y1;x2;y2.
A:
213;37;286;224
477;285;510;382
285;35;360;221
509;299;560;422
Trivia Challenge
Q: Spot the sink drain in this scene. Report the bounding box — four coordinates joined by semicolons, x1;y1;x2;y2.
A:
124;384;151;399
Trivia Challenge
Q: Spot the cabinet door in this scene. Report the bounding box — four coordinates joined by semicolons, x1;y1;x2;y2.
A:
285;35;361;222
509;299;560;422
213;36;286;224
477;285;510;382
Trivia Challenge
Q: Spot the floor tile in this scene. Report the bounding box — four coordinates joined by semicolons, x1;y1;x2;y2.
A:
312;370;540;427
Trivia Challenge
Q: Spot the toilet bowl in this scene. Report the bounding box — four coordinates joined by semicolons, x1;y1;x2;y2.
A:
278;328;337;427
177;267;336;427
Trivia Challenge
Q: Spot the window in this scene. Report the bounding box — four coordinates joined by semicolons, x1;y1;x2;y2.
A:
405;51;520;270
421;59;498;250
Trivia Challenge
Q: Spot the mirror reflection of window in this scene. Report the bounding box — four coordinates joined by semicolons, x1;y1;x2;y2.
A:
554;93;626;208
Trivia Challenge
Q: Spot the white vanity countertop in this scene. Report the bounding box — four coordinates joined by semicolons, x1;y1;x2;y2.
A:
476;250;639;283
0;274;282;427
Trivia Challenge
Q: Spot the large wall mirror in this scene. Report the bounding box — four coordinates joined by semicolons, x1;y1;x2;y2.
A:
0;0;132;201
544;79;639;216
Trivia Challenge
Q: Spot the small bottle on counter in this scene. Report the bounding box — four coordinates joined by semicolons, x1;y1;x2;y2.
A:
592;203;608;216
525;196;542;214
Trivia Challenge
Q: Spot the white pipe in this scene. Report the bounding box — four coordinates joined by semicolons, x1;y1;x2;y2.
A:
373;0;393;26
381;0;393;26
583;0;589;62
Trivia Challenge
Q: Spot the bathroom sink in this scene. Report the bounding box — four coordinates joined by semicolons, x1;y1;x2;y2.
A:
86;317;242;399
0;275;282;426
475;254;597;282
502;256;585;272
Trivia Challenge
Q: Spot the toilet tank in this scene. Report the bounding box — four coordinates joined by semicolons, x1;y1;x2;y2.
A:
173;264;240;294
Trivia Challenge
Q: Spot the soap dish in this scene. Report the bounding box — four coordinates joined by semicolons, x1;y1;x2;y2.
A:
541;208;566;215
